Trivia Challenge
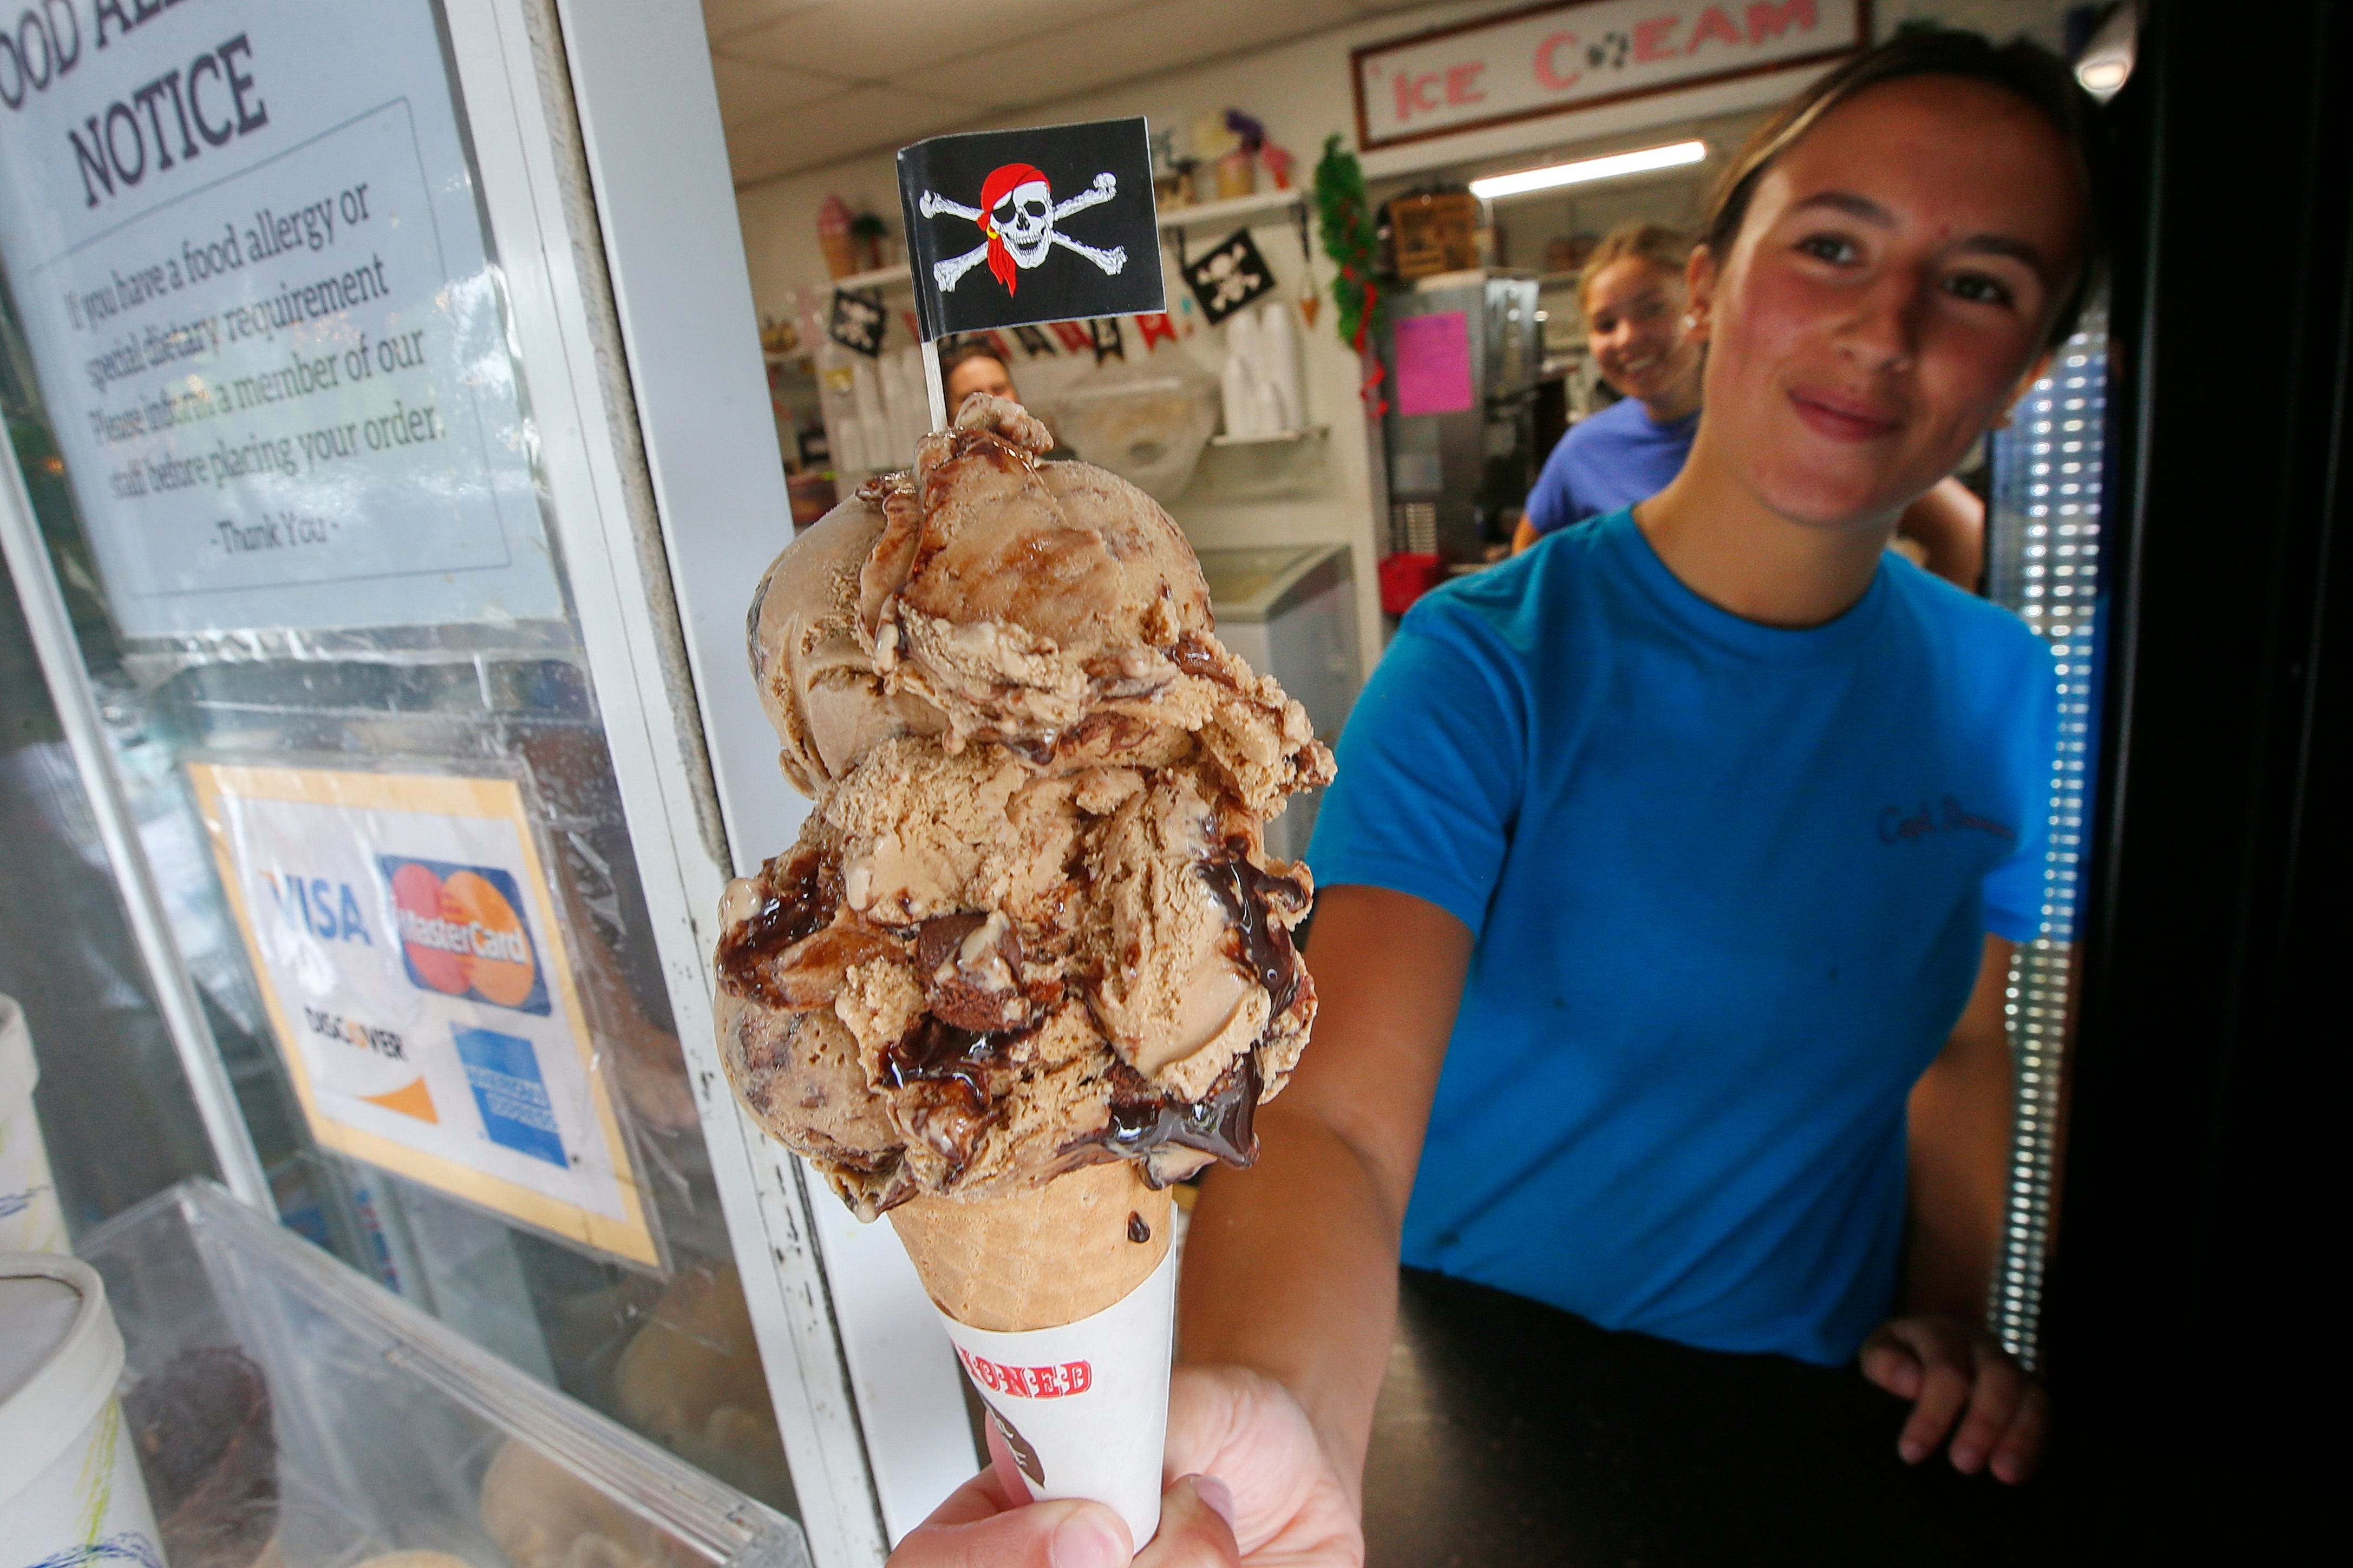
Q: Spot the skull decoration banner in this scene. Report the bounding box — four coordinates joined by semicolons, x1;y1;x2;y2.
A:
898;117;1165;339
1182;229;1278;326
829;288;890;357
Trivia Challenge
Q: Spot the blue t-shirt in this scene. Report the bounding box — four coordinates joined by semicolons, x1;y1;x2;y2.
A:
1308;511;2056;1364
1525;396;1698;537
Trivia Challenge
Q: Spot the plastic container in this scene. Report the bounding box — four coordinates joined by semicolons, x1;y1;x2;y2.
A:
0;1251;166;1568
0;994;64;1253
75;1179;809;1568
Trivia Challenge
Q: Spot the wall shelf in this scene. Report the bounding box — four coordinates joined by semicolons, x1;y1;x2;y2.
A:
1156;186;1306;232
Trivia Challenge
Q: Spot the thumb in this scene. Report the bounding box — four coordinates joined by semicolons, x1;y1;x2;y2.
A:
893;1497;1134;1568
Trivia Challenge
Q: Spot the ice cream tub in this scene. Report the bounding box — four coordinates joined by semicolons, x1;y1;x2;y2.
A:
0;995;65;1254
0;1251;165;1568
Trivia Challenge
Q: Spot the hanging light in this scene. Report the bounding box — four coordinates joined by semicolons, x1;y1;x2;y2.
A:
1468;140;1708;202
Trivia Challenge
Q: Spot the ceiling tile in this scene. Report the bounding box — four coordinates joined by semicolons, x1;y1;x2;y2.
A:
702;0;827;47
725;86;985;185
724;0;1150;78
710;55;851;127
887;0;1228;110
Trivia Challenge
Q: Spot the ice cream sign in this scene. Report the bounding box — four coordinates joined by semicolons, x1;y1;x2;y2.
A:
1352;0;1864;150
189;761;657;1267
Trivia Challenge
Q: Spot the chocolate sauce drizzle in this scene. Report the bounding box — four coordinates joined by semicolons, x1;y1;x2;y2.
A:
880;1015;1028;1115
1099;1052;1264;1173
1200;842;1309;1015
1127;1211;1152;1244
716;851;837;1007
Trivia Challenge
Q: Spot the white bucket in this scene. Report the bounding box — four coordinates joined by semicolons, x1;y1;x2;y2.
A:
0;995;65;1254
0;1252;164;1568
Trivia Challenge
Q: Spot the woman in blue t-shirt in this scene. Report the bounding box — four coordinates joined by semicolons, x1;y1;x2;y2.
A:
1516;222;1992;588
892;32;2108;1568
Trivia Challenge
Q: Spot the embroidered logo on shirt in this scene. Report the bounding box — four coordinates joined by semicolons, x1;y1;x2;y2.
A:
1878;796;2017;847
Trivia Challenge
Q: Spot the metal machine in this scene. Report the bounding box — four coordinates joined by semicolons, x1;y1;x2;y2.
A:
1377;271;1544;565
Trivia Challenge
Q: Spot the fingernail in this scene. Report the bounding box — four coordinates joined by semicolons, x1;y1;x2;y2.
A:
1898;1440;1926;1465
1951;1445;1983;1473
1050;1510;1129;1568
1191;1473;1237;1532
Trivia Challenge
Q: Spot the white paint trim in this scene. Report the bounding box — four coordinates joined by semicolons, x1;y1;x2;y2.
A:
0;456;274;1215
525;0;984;1553
439;3;897;1563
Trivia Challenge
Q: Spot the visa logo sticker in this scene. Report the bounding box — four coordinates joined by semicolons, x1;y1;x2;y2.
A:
377;856;551;1015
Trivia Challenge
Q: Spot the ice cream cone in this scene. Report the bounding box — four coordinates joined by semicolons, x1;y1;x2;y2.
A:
888;1159;1172;1332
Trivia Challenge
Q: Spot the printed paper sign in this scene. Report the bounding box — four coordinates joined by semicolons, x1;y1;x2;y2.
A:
187;762;657;1267
1394;311;1474;416
0;0;561;637
934;1250;1176;1550
1354;0;1864;150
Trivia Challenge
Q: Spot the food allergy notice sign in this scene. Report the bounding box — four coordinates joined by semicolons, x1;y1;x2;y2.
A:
0;0;562;636
188;760;658;1267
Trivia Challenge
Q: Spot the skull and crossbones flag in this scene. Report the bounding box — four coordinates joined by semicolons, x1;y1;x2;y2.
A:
898;116;1164;340
1182;228;1277;326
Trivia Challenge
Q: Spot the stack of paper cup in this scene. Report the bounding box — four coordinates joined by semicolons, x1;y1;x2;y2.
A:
0;1252;164;1568
0;995;64;1255
888;1160;1178;1547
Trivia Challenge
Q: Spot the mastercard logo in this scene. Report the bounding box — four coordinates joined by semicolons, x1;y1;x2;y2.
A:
378;857;551;1016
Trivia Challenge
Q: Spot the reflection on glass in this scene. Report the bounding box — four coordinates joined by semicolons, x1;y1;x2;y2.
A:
0;0;794;1518
1984;303;2109;1369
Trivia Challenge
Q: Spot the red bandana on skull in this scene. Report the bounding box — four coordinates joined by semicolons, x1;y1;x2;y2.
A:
977;162;1049;296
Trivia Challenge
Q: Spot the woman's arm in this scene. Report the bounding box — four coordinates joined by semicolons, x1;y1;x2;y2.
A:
1862;931;2048;1485
1178;884;1473;1496
1894;477;1988;592
1904;933;2017;1316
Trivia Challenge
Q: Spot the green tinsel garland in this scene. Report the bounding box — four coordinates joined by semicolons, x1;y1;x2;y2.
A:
1312;134;1381;349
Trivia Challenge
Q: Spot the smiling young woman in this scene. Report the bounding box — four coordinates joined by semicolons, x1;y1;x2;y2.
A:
885;31;2113;1568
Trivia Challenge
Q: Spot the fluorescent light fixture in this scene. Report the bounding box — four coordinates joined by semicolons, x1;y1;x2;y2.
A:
1469;140;1707;201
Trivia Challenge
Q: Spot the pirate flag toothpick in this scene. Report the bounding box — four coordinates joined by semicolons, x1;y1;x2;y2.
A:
897;117;1165;342
1183;228;1277;326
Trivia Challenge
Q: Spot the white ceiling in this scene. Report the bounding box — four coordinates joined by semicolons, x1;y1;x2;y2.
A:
704;0;1452;187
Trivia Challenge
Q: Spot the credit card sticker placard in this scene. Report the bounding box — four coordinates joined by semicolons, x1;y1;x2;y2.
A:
189;762;656;1267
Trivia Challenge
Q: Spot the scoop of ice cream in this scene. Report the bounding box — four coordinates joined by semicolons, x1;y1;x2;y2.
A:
748;393;1322;816
720;401;1330;1217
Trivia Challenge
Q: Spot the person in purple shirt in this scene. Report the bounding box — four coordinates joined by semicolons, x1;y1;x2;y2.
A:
1516;224;1705;550
1518;224;1988;589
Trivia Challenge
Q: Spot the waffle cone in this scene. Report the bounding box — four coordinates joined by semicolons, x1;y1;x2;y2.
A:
888;1160;1173;1332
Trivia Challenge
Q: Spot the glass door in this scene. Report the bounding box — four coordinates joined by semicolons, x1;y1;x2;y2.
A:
0;1;879;1558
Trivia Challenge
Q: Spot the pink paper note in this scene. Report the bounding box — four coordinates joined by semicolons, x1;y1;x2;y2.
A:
1394;311;1473;416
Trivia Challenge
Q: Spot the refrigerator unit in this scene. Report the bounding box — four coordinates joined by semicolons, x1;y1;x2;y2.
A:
1377;272;1544;565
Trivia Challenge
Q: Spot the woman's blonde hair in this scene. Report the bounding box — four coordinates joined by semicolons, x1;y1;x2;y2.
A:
1576;223;1694;313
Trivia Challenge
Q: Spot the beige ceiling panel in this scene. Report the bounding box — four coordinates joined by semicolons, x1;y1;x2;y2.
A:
727;86;984;184
702;0;830;46
725;0;1153;76
710;55;851;128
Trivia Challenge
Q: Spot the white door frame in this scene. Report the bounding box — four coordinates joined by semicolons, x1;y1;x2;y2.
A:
438;1;898;1560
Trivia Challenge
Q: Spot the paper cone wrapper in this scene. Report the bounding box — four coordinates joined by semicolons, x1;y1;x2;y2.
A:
890;1162;1178;1547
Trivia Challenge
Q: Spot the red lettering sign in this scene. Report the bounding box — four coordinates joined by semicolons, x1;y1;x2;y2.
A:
1534;31;1582;90
956;1346;1096;1399
1633;15;1680;61
1445;62;1487;104
1688;5;1745;51
1747;0;1818;42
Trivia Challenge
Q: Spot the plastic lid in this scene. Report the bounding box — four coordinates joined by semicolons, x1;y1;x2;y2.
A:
0;1254;125;1511
0;994;32;1107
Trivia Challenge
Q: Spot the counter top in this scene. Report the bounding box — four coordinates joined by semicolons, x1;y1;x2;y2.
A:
1363;1268;2060;1566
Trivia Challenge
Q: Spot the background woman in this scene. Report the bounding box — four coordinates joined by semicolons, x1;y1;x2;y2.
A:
891;30;2106;1566
1514;222;1990;591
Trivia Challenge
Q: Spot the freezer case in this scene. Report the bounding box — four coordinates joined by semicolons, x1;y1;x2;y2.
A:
76;1178;809;1568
